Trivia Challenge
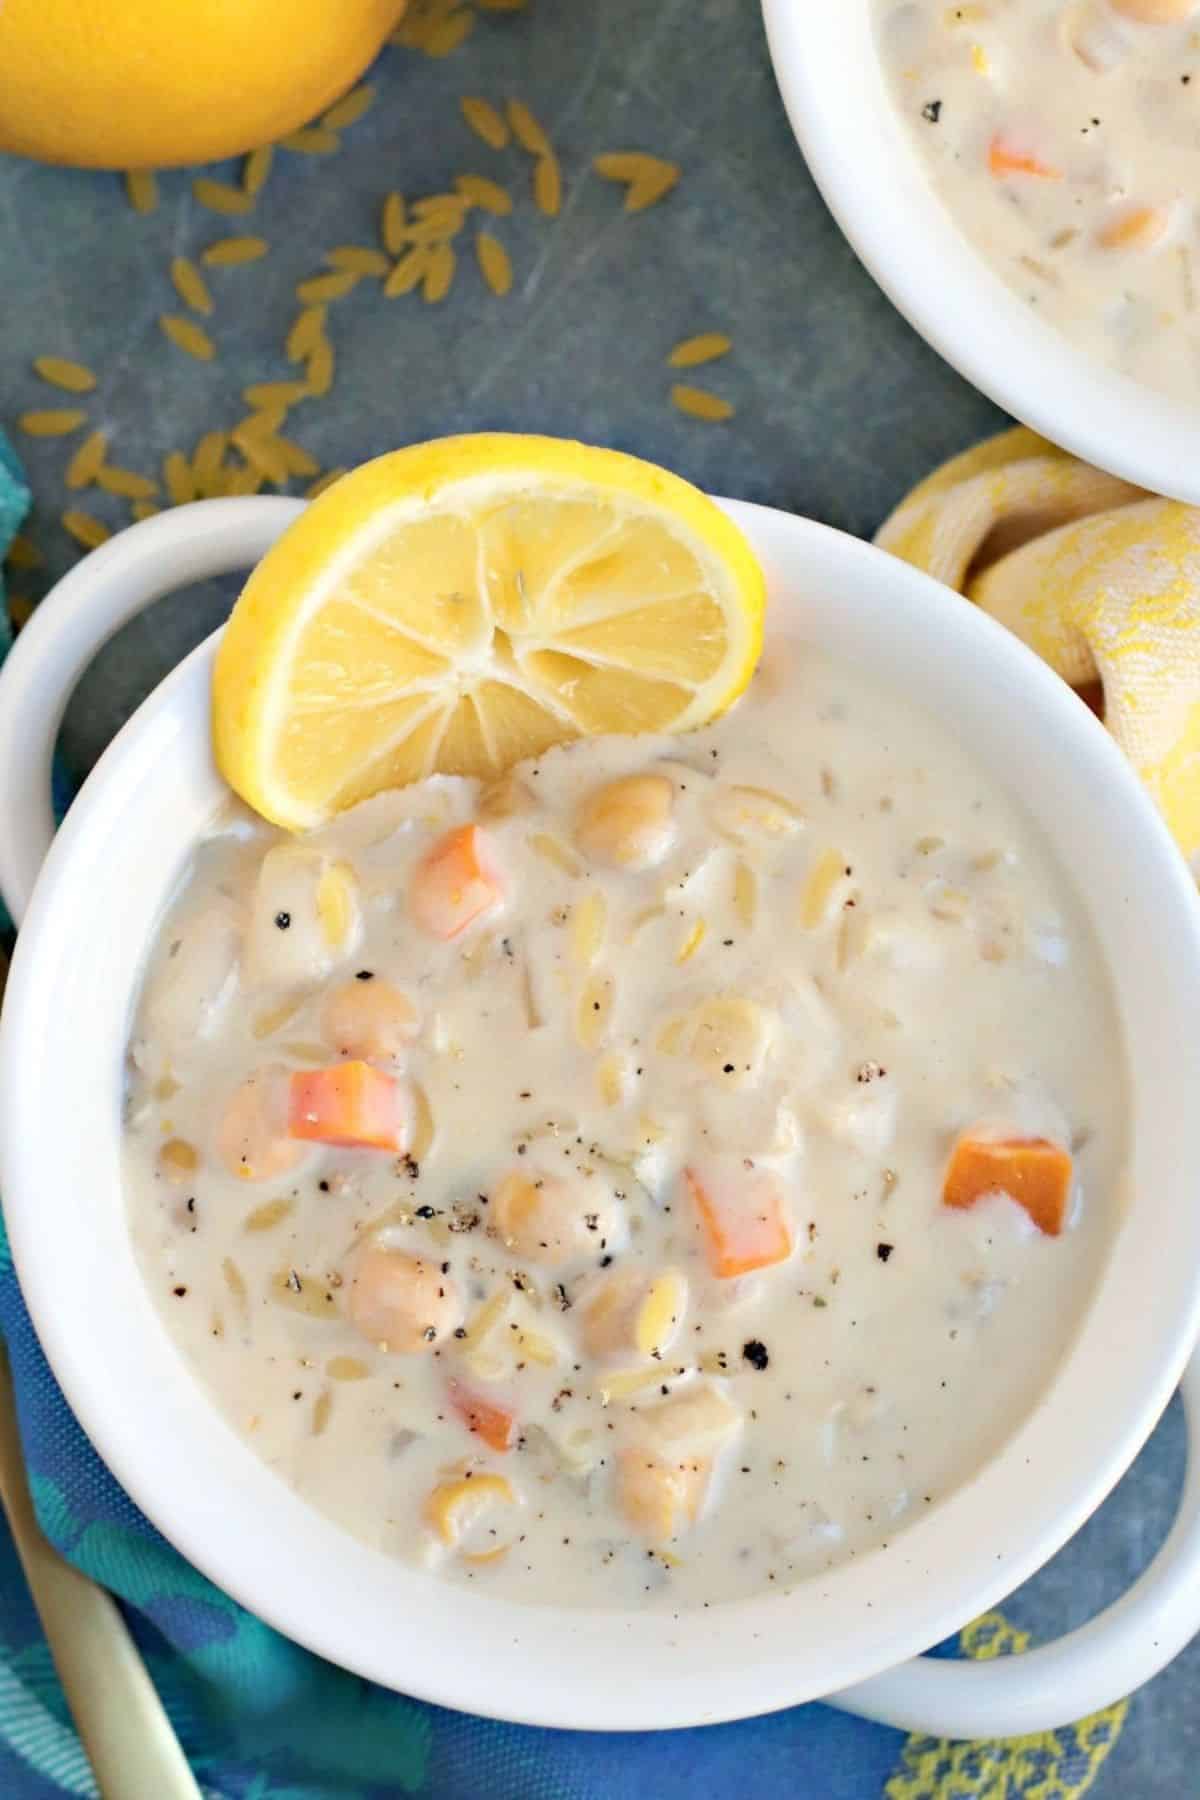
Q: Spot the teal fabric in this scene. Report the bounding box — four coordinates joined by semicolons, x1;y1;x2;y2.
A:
0;434;31;654
0;432;30;938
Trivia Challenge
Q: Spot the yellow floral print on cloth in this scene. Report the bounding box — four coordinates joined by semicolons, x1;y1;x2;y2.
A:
876;426;1200;868
884;1611;1129;1800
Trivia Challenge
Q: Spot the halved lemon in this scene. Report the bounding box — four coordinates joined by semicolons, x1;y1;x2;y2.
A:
213;434;766;830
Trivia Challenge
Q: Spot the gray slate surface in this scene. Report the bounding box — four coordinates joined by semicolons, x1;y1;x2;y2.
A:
2;0;1195;1792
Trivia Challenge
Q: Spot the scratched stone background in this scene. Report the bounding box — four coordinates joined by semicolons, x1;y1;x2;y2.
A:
0;1;1196;1795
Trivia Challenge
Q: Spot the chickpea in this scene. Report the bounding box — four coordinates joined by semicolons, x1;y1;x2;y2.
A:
574;775;675;871
321;978;419;1063
581;1266;688;1359
347;1247;464;1353
493;1168;625;1267
215;1066;305;1182
616;1448;709;1543
580;1266;644;1356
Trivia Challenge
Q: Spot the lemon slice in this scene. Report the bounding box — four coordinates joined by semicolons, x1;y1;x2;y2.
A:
214;433;766;829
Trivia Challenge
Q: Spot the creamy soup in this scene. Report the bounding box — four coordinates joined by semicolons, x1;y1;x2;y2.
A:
124;643;1125;1610
875;0;1200;398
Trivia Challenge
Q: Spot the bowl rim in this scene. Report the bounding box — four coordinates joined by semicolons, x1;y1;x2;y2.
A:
4;500;1200;1730
760;0;1200;504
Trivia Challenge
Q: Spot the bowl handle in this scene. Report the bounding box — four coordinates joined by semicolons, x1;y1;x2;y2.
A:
828;1345;1200;1738
0;498;303;927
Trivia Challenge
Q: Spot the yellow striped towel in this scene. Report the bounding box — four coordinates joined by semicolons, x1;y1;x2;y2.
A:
876;426;1200;868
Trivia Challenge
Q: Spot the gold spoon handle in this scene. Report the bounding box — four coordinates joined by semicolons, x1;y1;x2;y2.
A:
0;1343;202;1800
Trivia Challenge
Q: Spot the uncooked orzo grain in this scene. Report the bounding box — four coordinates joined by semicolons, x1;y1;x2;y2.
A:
65;431;108;490
279;128;341;156
163;452;196;506
296;271;359;304
170;257;214;314
96;465;158;501
385;248;431;296
305;338;335;396
668;334;732;368
192;178;254;216
533;155;562;217
460;96;509;149
476;231;513;295
506;99;551;156
33;356;97;392
381;192;408;254
242;146;274;196
124;170;159;213
326;246;391;276
423;242;457;303
670;384;734;422
594;153;681;212
61;509;111;549
19;410;87;437
159;316;216;361
456;173;512;215
286;307;326;362
203;237;269;266
321;85;376;131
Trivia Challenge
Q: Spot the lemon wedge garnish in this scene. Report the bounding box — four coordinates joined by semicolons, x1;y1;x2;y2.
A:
214;433;765;829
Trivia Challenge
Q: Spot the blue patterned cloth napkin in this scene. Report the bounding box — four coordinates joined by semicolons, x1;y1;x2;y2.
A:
0;426;1136;1798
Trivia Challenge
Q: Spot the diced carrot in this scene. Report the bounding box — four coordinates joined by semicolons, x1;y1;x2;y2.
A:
684;1163;794;1279
447;1378;517;1453
988;136;1062;181
409;823;504;941
288;1060;407;1151
942;1132;1073;1236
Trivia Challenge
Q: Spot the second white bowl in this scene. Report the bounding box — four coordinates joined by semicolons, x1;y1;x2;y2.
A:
761;0;1200;502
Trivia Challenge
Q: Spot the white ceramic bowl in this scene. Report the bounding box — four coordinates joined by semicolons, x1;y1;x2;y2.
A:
2;497;1200;1739
761;1;1200;504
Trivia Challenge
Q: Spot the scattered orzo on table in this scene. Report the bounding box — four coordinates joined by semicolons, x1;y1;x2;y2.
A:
326;246;391;276
456;173;512;215
320;85;377;132
243;146;274;197
296;270;360;304
671;384;735;422
192;178;254;217
381;192;408;254
60;509;111;550
423;242;457;304
668;333;732;368
475;232;513;296
13;9;731;598
65;431;108;491
461;96;510;150
278;128;341;157
123;170;159;214
593;152;681;212
96;465;159;502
